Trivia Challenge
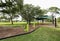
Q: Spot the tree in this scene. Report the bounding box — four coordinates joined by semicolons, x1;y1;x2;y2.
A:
40;9;48;23
34;9;48;23
49;7;60;27
21;4;34;24
21;4;43;24
0;0;7;22
0;0;15;24
15;0;23;11
0;0;23;24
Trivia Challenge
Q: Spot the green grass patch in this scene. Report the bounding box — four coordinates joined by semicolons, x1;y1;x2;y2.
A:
0;22;39;27
0;22;27;27
0;27;60;41
0;22;36;24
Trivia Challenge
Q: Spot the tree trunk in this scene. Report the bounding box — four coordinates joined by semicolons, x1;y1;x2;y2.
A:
52;14;54;24
27;20;31;25
42;19;44;23
10;16;13;24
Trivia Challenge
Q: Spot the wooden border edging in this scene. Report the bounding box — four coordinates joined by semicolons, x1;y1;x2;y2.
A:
0;27;39;40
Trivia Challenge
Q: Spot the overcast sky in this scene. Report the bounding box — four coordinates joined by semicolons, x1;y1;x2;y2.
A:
1;0;60;18
24;0;60;18
24;0;60;9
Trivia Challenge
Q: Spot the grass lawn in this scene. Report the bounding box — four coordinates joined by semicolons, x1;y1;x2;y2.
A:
0;22;52;27
0;27;60;41
0;22;27;27
0;22;39;27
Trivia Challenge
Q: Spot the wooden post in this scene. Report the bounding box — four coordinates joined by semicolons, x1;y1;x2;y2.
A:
55;18;57;27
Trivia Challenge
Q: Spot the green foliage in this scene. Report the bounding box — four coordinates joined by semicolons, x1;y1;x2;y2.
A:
16;0;23;10
48;7;60;24
0;0;23;24
49;7;60;12
21;4;44;24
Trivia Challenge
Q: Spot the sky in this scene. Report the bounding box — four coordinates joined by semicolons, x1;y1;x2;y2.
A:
24;0;60;9
0;0;60;19
2;0;60;9
24;0;60;18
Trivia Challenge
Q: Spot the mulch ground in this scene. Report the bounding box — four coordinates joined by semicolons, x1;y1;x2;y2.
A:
0;24;54;39
0;25;38;39
39;23;55;27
